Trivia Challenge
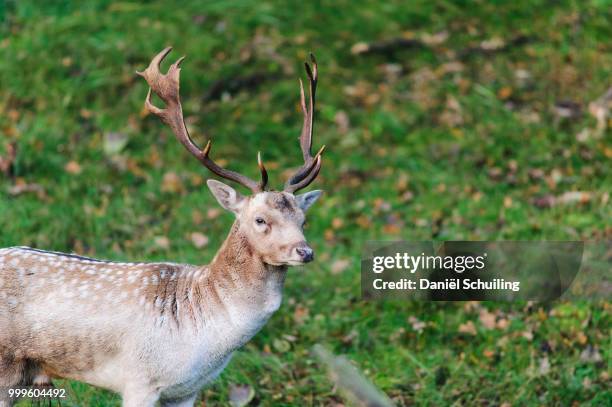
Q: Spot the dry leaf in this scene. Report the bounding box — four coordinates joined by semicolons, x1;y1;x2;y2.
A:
207;208;222;219
272;338;291;353
192;210;204;225
498;86;513;100
421;30;448;46
409;316;426;333
479;309;497;330
190;232;209;249
496;318;509;330
331;218;344;229
161;172;184;193
522;330;534;341
7;183;45;197
350;42;370;55
331;259;351;274
65;161;82;175
0;142;17;175
538;357;550;375
334;111;350;134
458;321;477;336
533;191;592;208
228;384;255;407
103;132;129;155
154;236;170;250
293;305;310;325
579;346;602;363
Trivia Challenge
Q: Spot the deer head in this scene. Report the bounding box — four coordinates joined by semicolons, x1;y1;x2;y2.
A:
137;48;325;266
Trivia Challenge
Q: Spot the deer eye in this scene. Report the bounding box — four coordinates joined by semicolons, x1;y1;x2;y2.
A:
255;217;266;225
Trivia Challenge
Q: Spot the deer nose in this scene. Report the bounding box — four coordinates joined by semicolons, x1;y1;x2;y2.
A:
295;245;314;263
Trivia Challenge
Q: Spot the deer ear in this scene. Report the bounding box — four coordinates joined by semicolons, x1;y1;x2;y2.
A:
207;180;246;214
295;190;322;212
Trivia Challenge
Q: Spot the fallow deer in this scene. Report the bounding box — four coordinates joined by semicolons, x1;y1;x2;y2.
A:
0;47;324;407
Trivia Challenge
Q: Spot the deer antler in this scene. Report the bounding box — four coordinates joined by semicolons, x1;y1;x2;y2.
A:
137;47;268;193
284;54;325;193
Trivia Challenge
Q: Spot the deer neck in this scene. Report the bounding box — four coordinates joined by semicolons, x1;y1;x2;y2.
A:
205;220;287;325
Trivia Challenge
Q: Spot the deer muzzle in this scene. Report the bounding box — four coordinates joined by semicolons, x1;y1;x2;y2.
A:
294;243;314;263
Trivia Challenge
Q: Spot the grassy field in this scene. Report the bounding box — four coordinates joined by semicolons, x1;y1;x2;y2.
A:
1;0;610;405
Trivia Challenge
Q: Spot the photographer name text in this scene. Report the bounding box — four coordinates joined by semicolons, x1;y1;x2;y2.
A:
371;252;521;292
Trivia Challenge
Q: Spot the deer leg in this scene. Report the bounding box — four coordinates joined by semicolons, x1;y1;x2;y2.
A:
160;393;198;407
0;352;24;407
121;385;160;407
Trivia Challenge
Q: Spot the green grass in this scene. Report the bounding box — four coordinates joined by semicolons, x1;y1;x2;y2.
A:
1;0;610;405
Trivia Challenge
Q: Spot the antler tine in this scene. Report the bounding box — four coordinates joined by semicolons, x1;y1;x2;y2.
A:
257;152;268;191
284;53;324;192
137;47;267;193
285;155;322;194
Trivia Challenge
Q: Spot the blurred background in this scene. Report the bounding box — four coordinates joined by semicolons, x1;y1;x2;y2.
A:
0;1;610;405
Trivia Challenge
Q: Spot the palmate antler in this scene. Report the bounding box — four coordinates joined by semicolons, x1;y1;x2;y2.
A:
137;47;267;193
137;47;323;194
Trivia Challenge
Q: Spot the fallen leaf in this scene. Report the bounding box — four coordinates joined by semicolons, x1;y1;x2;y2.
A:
576;331;588;345
80;108;93;119
192;210;204;225
552;100;581;120
458;321;477;336
334;111;350;134
498;86;513;100
409;316;426;333
272;338;291;353
331;259;351;274
7;183;45;197
154;236;170;250
331;218;344;229
350;42;370;55
579;346;602;363
582;377;592;390
161;172;184;193
190;232;209;249
538;357;550;375
342;330;358;345
479;309;497;330
532;191;592;208
293;305;310;325
496;318;509;330
480;37;505;50
103;132;129;155
207;208;222;219
65;161;82;175
0;142;17;175
228;384;255;407
556;191;592;205
588;86;612;134
421;30;448;46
